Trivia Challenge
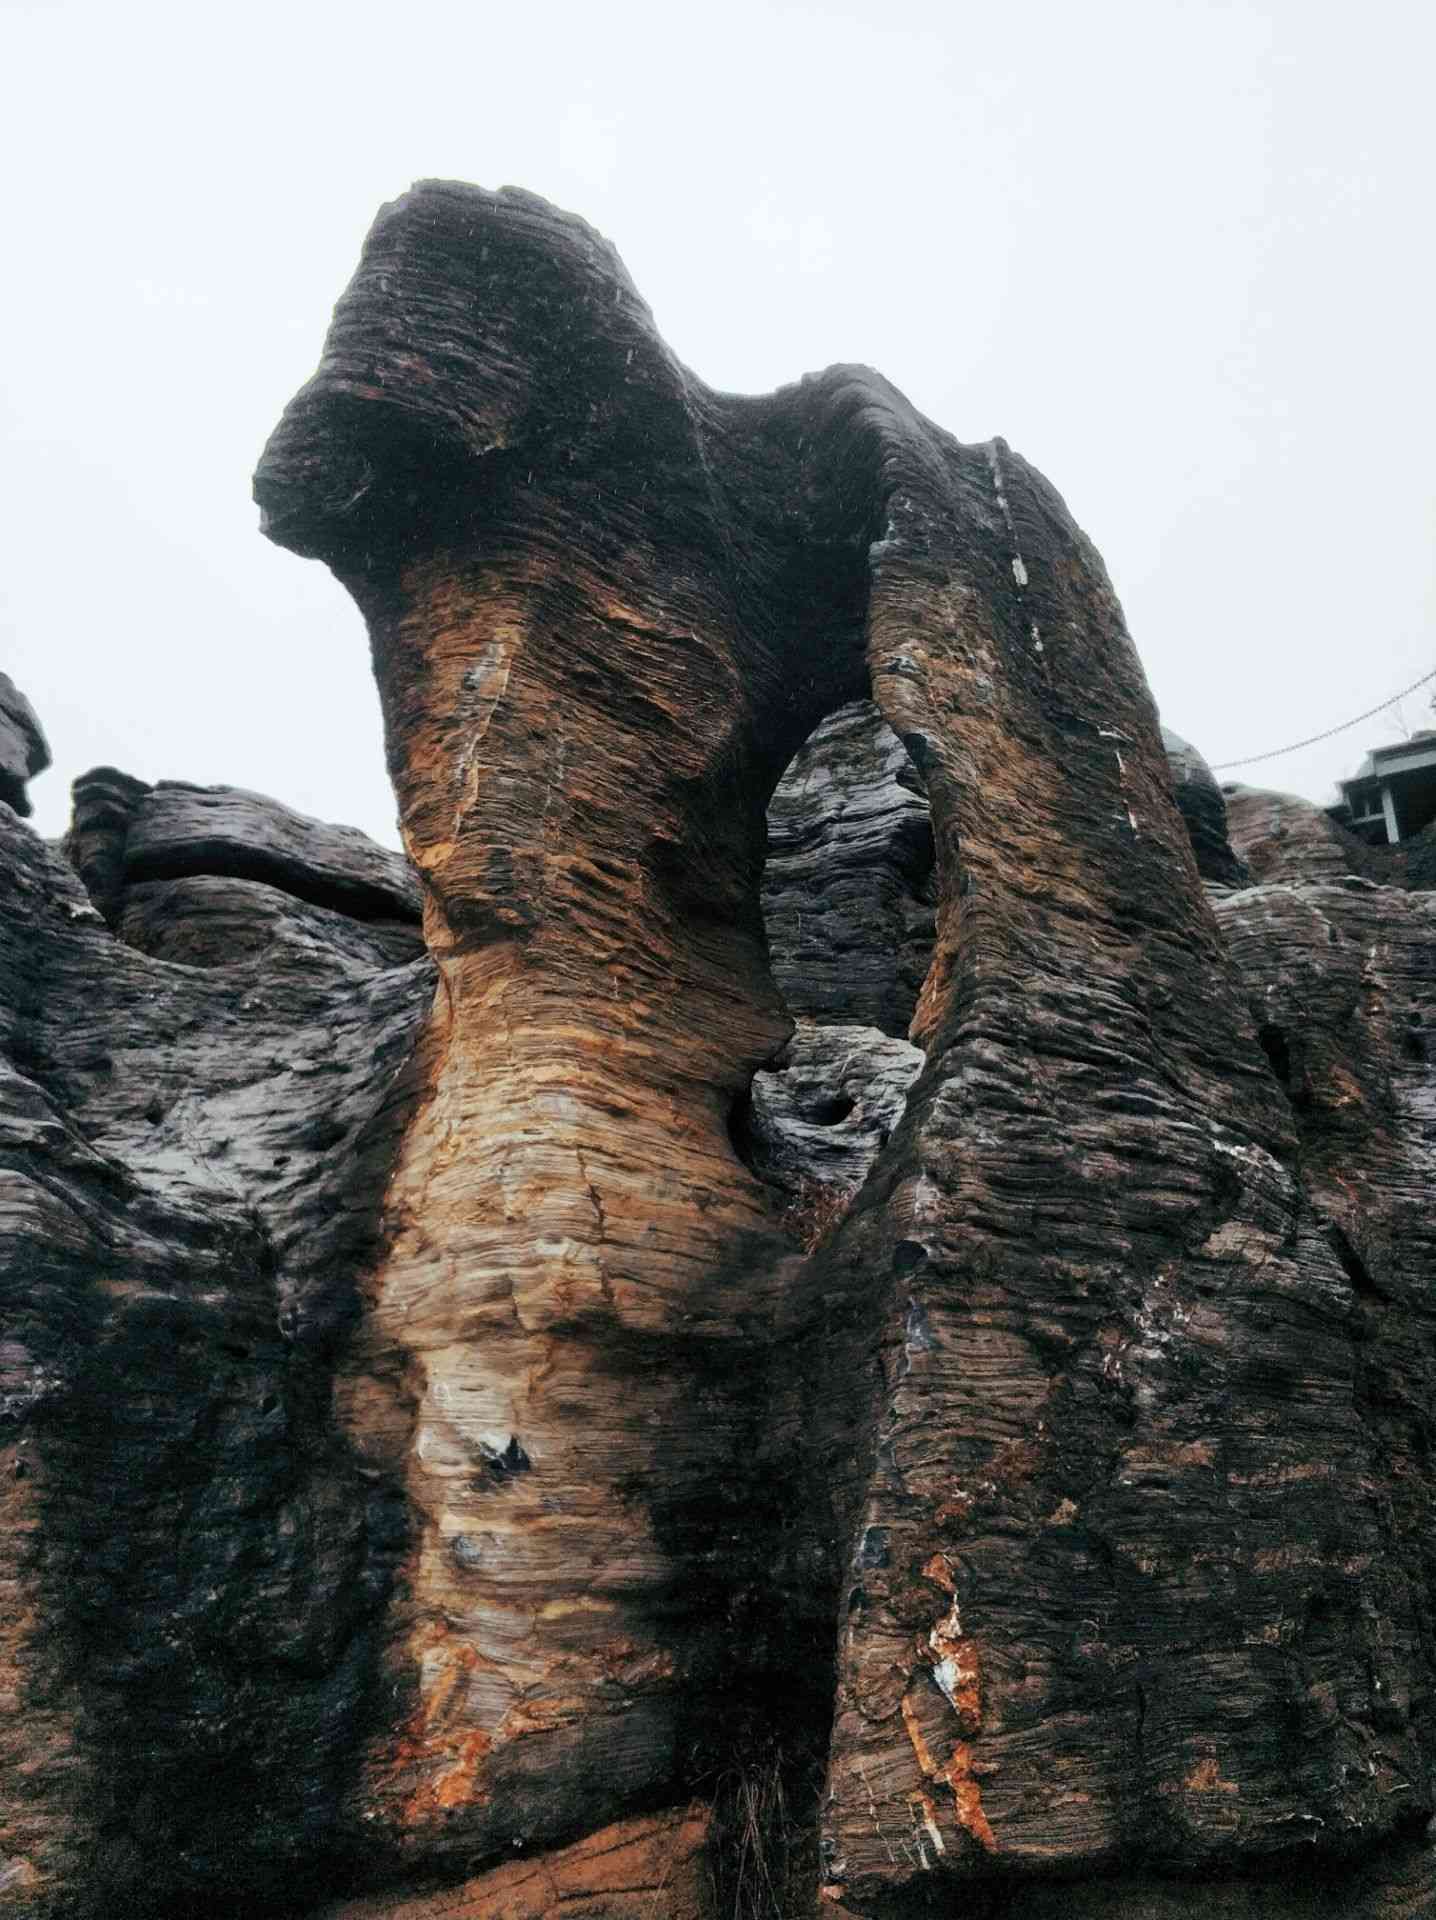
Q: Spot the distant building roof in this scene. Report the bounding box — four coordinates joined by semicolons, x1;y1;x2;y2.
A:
1333;731;1436;846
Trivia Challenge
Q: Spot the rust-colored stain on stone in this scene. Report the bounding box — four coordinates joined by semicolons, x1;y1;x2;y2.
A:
921;1551;956;1594
1182;1753;1240;1796
941;1744;999;1854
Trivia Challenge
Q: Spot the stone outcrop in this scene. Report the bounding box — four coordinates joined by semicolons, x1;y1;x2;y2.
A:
65;769;423;963
1225;782;1381;887
764;702;935;1038
0;762;433;1917
0;675;49;817
4;178;1436;1920
1161;727;1249;888
1226;780;1436;893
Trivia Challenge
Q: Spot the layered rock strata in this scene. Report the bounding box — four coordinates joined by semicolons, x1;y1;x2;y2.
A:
0;675;49;817
250;180;1436;1917
0;773;433;1917
3;174;1435;1920
747;701;928;1218
1160;726;1249;888
1226;780;1436;893
763;701;935;1038
65;768;423;962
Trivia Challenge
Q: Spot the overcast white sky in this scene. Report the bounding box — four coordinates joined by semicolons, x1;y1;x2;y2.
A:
4;0;1433;848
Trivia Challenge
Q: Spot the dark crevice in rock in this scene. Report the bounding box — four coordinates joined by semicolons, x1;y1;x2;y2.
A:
1255;1019;1312;1112
1327;1218;1392;1307
124;842;417;927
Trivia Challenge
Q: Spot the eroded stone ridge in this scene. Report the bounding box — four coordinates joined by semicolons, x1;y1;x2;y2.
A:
3;175;1435;1920
0;673;50;816
251;180;1436;1915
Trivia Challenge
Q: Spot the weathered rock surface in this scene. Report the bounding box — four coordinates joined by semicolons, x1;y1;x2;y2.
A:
0;766;433;1916
65;768;423;957
1224;783;1379;886
1226;780;1436;893
5;177;1436;1920
1161;726;1249;887
746;1023;923;1207
0;674;50;817
314;1804;715;1919
249;179;1436;1917
764;702;935;1038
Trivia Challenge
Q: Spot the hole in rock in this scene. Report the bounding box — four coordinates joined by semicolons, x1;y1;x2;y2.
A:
1256;1022;1309;1109
477;1435;531;1485
1257;1023;1292;1086
740;700;933;1225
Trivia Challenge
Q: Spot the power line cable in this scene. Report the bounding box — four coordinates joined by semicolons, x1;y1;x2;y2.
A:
1209;666;1436;772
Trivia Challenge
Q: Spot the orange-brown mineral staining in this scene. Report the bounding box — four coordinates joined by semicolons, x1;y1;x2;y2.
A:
940;1744;998;1853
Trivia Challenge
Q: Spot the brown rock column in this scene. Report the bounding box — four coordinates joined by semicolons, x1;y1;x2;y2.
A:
258;182;1436;1917
256;183;875;1869
805;433;1426;1903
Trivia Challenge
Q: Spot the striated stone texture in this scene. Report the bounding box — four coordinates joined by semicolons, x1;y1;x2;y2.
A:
746;1024;923;1208
314;1804;715;1920
0;674;50;817
764;701;935;1039
1161;727;1249;888
1224;783;1381;887
1226;780;1436;893
748;699;927;1218
250;180;1436;1920
253;180;893;1890
0;765;433;1917
6;177;1436;1920
65;768;423;960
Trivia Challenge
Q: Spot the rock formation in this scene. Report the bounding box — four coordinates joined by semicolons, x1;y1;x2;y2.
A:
0;675;49;818
3;179;1435;1919
1226;779;1436;893
0;772;433;1917
1161;727;1249;888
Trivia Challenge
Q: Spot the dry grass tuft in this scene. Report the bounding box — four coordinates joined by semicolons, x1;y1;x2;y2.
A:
781;1177;854;1254
709;1754;810;1920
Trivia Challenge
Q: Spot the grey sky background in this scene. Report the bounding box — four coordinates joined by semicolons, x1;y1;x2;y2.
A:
4;0;1433;850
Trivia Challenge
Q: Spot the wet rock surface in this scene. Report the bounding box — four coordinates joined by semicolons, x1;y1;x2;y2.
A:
3;179;1436;1920
0;757;432;1917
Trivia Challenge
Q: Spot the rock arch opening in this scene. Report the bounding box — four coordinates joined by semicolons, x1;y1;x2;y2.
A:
733;699;934;1240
